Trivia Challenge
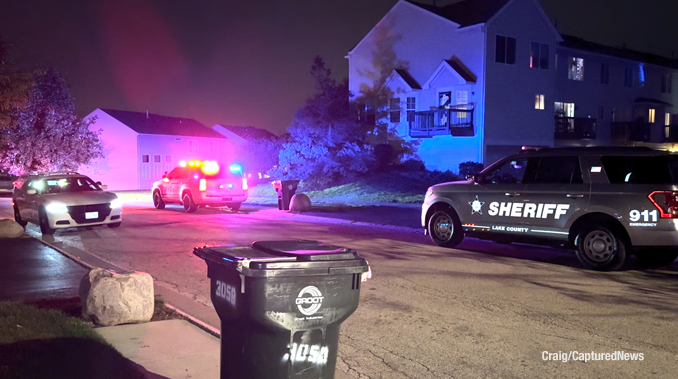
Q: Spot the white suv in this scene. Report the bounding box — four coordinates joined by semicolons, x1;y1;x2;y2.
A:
12;172;122;235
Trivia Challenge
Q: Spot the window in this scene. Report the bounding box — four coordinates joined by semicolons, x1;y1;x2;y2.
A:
666;113;672;126
456;91;468;118
598;105;604;120
535;94;545;110
524;156;583;184
601;156;678;184
389;98;401;123
624;67;633;87
554;102;575;117
495;35;516;65
530;42;549;69
188;140;199;154
611;108;616;122
439;91;451;107
568;57;584;81
154;154;161;163
141;155;150;163
483;158;528;184
406;97;416;122
661;74;673;93
649;109;656;123
165;155;172;163
600;63;609;84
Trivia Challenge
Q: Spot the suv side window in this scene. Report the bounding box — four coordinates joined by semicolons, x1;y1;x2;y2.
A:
483;158;528;184
524;156;583;184
602;155;677;184
168;167;188;180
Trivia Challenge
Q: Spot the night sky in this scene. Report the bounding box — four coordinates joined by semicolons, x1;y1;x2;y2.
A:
1;0;677;135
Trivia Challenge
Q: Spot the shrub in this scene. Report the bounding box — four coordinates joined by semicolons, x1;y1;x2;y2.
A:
458;161;484;178
397;158;426;172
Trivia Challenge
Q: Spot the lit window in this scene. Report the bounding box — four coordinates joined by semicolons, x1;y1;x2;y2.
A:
568;57;584;81
649;109;656;123
457;91;469;118
389;98;401;123
600;63;609;84
666;113;671;126
495;35;516;65
142;155;150;163
530;42;549;69
535;95;545;110
666;127;670;139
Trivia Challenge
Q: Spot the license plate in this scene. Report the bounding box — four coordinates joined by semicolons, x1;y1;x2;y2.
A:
222;198;232;201
85;211;98;219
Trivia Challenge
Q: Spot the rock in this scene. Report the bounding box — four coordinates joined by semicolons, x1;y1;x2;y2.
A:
289;193;312;212
0;219;25;238
80;268;154;326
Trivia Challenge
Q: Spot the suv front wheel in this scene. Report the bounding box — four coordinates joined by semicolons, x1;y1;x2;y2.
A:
575;226;628;271
428;209;464;248
38;207;55;235
153;190;165;209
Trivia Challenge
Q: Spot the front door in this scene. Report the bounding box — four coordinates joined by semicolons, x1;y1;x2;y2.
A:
464;156;530;236
522;156;590;240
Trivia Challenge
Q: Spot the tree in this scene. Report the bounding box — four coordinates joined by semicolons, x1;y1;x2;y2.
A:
0;65;103;174
271;57;375;188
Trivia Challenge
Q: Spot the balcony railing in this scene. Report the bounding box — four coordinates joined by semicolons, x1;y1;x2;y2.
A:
612;122;678;144
554;117;596;140
611;122;651;143
408;104;474;138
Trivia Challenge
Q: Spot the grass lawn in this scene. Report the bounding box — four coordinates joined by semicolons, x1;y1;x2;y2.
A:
0;298;183;379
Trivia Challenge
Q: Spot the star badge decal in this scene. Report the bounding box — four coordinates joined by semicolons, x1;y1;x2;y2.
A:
469;196;485;215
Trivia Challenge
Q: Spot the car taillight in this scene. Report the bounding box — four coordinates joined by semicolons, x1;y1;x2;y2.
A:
648;191;678;218
199;178;207;191
242;178;248;190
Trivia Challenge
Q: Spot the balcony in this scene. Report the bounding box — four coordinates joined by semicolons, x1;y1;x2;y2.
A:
408;104;474;138
554;117;596;140
611;122;651;143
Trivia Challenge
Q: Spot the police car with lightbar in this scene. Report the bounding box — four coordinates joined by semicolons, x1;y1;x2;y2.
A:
151;160;248;212
421;146;678;271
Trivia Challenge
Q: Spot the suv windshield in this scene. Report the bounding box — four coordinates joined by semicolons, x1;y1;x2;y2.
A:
35;176;101;194
601;155;678;184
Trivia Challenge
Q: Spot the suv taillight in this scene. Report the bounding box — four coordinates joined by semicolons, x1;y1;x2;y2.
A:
648;191;678;218
199;178;207;191
242;178;248;191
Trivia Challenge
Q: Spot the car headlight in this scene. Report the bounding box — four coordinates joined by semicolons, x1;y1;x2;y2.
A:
110;199;123;209
45;202;68;213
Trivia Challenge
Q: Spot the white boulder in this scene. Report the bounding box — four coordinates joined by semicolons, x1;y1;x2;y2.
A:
80;268;154;326
0;219;25;238
289;193;312;212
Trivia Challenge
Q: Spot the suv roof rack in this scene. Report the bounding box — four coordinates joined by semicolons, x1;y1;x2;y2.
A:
39;171;81;176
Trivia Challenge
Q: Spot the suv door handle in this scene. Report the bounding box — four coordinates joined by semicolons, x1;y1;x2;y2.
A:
505;192;521;197
566;194;584;198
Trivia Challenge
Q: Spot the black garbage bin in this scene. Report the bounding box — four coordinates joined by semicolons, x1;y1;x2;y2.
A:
194;240;370;379
274;180;300;210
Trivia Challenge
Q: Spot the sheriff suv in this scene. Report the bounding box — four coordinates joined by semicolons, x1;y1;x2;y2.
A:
12;172;122;235
422;147;678;271
152;160;248;213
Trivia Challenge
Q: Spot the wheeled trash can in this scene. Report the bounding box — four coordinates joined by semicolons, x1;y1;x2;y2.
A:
193;240;370;379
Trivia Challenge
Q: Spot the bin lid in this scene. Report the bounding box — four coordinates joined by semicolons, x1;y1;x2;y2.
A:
193;240;368;277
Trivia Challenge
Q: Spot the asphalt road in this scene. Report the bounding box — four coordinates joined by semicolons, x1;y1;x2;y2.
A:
1;196;677;379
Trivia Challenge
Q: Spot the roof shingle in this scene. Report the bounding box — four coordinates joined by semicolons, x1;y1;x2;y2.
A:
101;109;225;139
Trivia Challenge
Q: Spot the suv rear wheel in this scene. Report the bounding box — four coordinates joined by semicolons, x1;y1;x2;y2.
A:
153;190;165;209
226;202;241;212
428;209;464;248
182;192;198;213
575;226;627;271
38;207;55;235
